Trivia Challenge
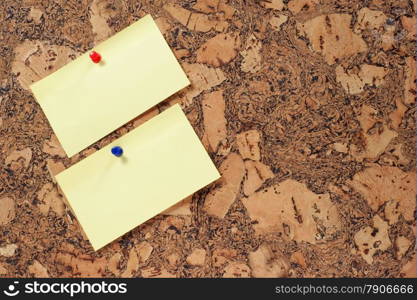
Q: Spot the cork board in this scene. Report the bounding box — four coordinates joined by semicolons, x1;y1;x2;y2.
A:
0;0;416;278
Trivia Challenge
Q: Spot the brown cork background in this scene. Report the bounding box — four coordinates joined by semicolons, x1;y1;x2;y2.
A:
0;0;416;278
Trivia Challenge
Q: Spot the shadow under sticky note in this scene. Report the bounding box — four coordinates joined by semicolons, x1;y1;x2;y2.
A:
31;14;190;157
55;104;220;251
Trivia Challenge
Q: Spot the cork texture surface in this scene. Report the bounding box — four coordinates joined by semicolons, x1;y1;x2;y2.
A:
0;0;416;277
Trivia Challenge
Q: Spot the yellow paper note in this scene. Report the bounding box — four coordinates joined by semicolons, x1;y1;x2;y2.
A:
56;104;220;251
31;15;190;157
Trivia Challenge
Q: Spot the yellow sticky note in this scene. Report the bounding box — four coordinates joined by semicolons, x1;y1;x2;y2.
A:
56;104;220;251
31;15;189;157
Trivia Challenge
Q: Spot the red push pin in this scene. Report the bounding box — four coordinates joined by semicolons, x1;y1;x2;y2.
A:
89;51;102;64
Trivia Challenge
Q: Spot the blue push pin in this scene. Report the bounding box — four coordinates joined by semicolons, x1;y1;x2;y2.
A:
111;146;123;157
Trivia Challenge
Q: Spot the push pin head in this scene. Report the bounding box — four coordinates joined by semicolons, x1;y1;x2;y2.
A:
111;146;123;157
89;51;102;64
